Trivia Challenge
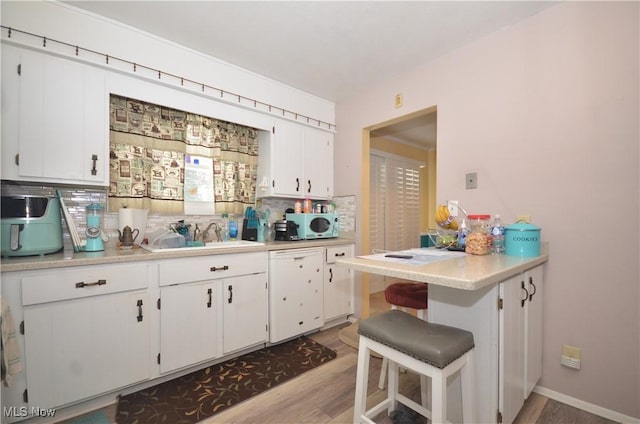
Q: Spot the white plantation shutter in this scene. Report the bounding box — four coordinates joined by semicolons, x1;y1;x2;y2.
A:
369;151;423;290
369;154;386;254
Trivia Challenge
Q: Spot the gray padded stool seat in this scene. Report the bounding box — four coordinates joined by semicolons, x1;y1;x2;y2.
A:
353;310;476;424
359;309;474;369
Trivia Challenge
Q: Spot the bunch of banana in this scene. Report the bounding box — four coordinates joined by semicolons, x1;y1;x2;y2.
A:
435;204;459;231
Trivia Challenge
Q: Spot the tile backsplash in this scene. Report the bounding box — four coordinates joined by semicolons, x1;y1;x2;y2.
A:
1;182;357;249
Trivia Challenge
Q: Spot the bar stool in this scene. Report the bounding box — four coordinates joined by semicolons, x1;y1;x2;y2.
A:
378;282;428;392
353;310;475;424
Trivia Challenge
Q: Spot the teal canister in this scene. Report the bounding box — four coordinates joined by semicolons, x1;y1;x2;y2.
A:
504;222;541;257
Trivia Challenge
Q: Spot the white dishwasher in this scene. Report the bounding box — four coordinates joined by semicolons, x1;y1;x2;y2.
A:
268;248;324;343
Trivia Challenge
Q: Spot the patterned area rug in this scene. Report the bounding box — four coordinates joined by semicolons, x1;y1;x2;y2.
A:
115;336;336;424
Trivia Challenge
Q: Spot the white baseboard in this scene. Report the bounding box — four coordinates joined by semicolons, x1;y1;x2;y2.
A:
534;386;639;424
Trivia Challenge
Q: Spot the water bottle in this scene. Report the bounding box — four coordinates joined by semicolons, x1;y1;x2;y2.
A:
228;216;238;240
491;214;505;254
457;218;468;248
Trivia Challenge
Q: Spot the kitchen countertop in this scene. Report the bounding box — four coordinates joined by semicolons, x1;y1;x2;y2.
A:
336;244;548;291
0;237;354;272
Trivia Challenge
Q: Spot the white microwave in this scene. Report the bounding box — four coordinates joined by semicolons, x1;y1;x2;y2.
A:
285;213;339;240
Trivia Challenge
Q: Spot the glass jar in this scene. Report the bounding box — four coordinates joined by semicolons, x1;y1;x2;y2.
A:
303;198;312;213
465;214;491;255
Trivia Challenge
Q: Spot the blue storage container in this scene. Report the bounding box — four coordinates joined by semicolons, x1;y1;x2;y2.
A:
504;222;541;257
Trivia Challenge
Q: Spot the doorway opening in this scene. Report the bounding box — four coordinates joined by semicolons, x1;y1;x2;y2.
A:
361;106;437;317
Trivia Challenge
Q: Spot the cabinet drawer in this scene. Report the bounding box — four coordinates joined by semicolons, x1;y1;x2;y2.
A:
326;245;353;264
22;263;149;306
159;251;267;286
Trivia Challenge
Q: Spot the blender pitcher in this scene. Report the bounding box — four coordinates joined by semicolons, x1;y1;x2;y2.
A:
85;203;105;252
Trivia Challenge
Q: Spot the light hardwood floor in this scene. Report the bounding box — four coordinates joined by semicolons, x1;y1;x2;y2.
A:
63;291;617;424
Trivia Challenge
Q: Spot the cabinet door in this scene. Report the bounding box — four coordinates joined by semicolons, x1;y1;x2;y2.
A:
269;250;323;343
160;281;219;373
222;273;268;354
499;275;526;424
18;50;107;185
23;290;149;409
1;45;21;181
524;265;544;398
324;245;354;321
304;127;333;198
271;120;304;196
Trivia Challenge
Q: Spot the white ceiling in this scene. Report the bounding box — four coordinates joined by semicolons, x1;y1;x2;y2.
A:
64;1;557;149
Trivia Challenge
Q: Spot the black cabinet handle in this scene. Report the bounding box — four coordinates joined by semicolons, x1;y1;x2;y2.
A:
334;252;346;257
307;179;311;193
228;285;233;304
529;276;537;301
136;299;143;322
521;280;529;308
76;279;106;288
329;268;333;283
91;154;98;176
207;288;212;308
296;178;300;192
210;265;229;272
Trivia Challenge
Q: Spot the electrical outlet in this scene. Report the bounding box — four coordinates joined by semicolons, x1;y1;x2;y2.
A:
561;344;581;370
516;215;531;223
465;172;478;189
395;93;403;108
448;200;459;217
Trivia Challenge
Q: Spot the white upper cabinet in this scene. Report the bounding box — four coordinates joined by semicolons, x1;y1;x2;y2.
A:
304;126;334;199
1;45;108;186
257;119;333;199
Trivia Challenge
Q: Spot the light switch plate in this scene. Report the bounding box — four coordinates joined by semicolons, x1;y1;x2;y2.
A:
466;172;478;189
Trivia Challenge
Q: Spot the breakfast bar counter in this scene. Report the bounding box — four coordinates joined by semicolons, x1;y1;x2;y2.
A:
336;244;548;291
337;246;549;424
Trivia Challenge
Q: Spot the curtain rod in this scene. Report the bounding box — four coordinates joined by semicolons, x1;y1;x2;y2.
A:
0;25;336;132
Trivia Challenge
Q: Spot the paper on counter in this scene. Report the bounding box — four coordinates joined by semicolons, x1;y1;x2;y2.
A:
357;248;466;266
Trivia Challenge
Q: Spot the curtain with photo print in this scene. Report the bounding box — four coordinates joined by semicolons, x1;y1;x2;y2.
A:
108;95;259;215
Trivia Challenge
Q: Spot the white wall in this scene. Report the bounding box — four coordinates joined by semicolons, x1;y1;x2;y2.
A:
335;2;639;420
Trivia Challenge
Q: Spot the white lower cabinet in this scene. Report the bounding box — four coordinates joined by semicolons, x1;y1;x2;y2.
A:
499;264;544;424
428;263;545;424
20;263;151;411
157;252;268;371
324;244;354;322
159;281;219;373
268;248;324;343
524;265;544;398
0;245;357;419
222;273;268;354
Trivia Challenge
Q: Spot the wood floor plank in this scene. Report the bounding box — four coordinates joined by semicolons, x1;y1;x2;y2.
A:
537;399;619;424
514;392;547;424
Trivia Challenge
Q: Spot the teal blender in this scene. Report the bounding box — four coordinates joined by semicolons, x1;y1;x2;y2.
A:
85;203;105;252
